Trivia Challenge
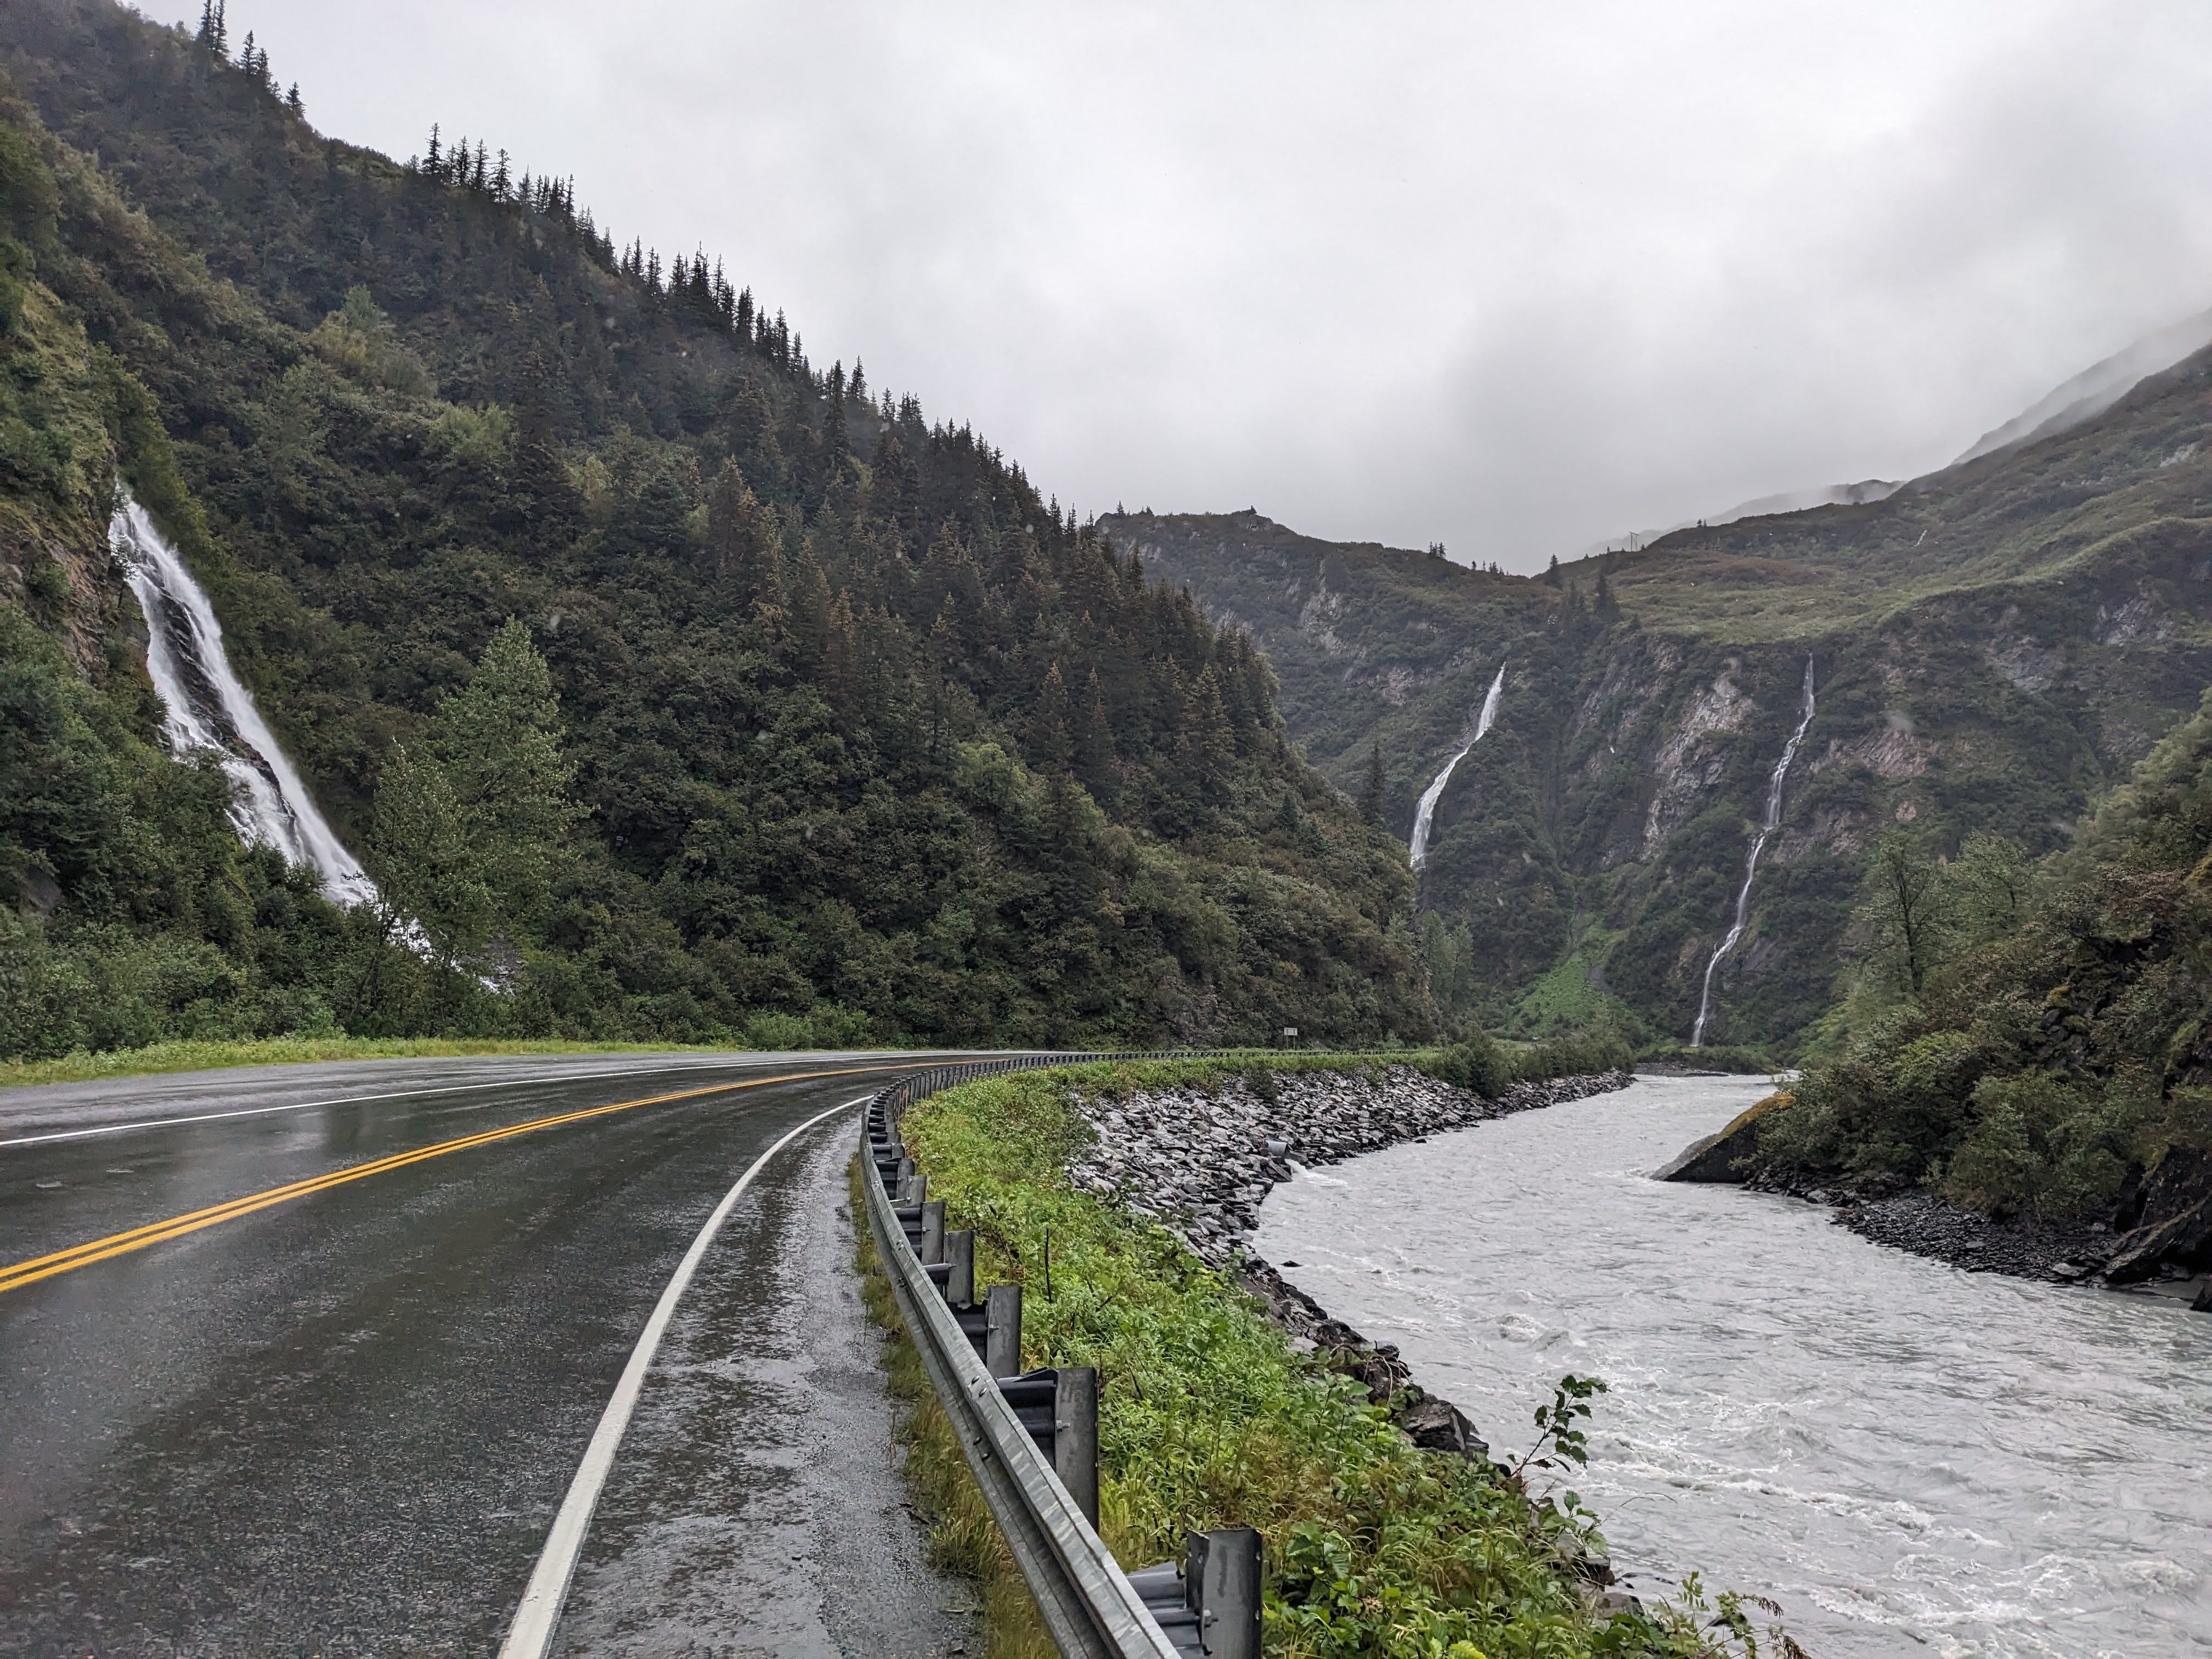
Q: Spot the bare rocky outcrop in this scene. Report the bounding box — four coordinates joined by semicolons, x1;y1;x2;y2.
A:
1654;1090;1790;1182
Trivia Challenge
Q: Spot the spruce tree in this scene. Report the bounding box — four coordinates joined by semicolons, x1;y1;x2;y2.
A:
1032;662;1074;772
821;364;851;470
424;619;581;930
1074;667;1117;805
705;460;777;596
367;743;490;969
1181;664;1234;808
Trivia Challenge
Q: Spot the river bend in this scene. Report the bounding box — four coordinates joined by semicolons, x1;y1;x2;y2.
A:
1254;1074;2211;1658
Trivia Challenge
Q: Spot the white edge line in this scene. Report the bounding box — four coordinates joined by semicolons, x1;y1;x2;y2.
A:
0;1059;779;1150
496;1092;870;1659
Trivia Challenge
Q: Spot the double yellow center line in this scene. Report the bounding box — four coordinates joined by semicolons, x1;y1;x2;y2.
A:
0;1064;894;1298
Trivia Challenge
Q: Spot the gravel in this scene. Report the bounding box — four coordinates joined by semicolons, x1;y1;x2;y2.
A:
1742;1175;2113;1281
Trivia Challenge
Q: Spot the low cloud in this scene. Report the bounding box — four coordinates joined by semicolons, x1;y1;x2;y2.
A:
161;0;2212;567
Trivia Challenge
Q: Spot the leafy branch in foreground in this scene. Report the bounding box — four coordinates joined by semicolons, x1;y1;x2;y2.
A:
1511;1372;1609;1483
1649;1576;1811;1659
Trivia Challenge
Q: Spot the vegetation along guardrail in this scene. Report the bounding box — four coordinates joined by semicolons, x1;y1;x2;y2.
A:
862;1052;1263;1659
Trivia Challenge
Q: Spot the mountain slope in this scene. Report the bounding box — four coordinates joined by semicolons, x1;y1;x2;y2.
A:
1954;305;2212;466
0;0;1433;1057
1109;342;2212;1052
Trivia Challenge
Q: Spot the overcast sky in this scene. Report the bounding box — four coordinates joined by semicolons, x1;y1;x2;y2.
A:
154;1;2212;569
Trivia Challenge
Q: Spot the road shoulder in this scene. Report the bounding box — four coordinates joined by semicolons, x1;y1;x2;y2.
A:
551;1124;977;1657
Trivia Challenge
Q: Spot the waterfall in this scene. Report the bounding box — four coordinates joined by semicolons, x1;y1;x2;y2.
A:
1408;663;1505;869
110;495;379;910
1689;656;1816;1048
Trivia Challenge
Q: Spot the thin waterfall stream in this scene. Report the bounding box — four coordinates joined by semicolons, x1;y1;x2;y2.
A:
110;494;378;909
1689;656;1815;1047
1409;663;1505;870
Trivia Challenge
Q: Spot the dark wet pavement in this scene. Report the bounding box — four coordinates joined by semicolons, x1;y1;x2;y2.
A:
555;1128;977;1657
0;1052;979;1657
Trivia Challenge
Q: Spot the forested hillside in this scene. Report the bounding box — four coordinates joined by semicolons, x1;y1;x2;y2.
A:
1111;336;2212;1056
0;0;1433;1058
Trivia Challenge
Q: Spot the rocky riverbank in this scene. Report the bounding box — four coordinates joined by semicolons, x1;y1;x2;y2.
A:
1066;1064;1635;1270
1064;1064;1636;1472
1734;1169;2210;1305
1666;1098;2212;1302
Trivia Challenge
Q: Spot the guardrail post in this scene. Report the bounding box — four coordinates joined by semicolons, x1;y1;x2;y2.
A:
921;1199;946;1264
986;1283;1024;1377
947;1229;975;1306
1188;1528;1262;1659
897;1154;916;1193
1055;1365;1099;1527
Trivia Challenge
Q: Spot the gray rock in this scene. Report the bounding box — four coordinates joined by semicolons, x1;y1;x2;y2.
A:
1654;1091;1788;1183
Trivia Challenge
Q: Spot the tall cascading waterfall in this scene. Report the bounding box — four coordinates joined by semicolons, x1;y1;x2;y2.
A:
110;494;378;909
1689;656;1816;1048
1408;663;1505;870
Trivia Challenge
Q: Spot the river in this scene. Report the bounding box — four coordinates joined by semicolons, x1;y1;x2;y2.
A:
1251;1074;2212;1657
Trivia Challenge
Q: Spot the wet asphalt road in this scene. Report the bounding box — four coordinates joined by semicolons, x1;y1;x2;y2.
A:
0;1051;981;1657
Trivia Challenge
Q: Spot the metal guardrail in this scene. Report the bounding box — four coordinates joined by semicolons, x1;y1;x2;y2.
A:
862;1053;1261;1659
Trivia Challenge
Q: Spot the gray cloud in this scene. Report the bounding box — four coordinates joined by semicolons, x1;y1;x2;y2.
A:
153;1;2212;568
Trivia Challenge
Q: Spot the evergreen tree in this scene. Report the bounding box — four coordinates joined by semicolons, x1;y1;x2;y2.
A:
1032;661;1074;772
818;362;852;494
1542;554;1562;588
1359;741;1385;827
708;462;787;597
1074;667;1117;805
366;743;491;969
1180;664;1234;810
422;619;580;930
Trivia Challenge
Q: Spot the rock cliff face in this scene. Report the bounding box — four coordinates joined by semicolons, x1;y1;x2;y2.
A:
1107;344;2212;1052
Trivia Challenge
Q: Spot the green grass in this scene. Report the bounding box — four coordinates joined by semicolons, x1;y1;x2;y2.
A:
0;1033;756;1089
1511;924;1636;1040
888;1060;1742;1658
